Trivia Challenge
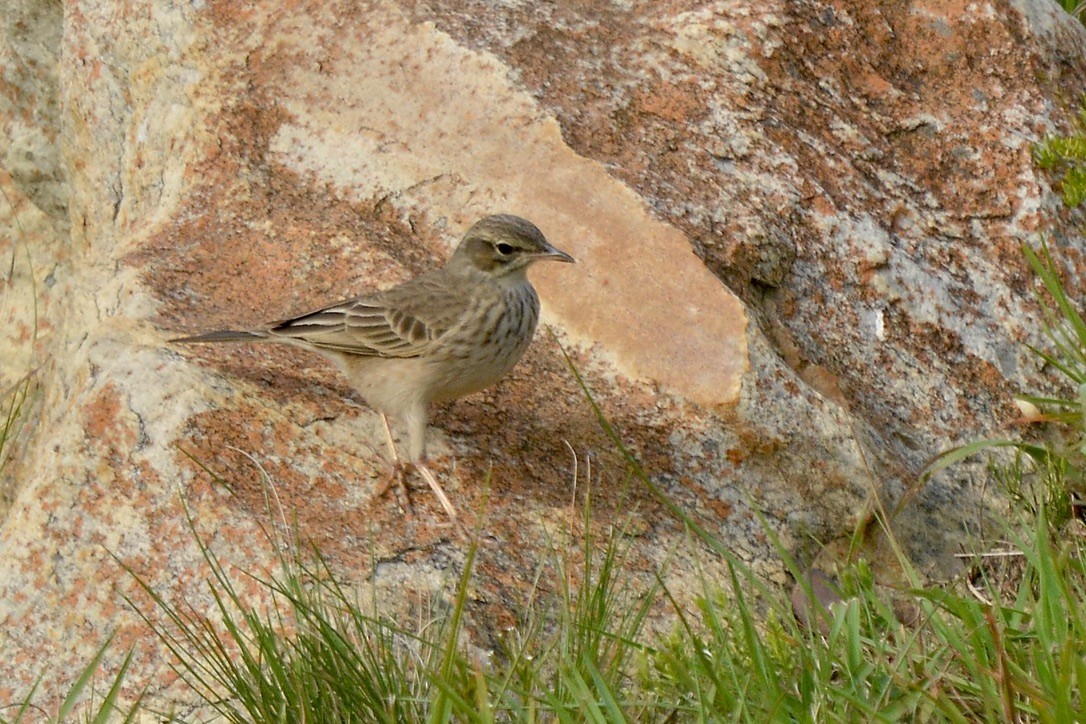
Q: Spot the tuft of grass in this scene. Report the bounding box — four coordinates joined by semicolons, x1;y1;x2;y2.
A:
915;238;1086;721
1;179;137;723
121;478;672;721
1034;105;1086;208
923;239;1086;528
124;501;448;722
492;487;663;720
638;506;1086;722
0;181;40;485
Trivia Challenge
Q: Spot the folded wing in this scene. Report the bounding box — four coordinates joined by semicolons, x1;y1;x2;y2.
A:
268;273;462;358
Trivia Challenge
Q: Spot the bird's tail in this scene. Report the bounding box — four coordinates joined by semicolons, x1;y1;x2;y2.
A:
170;330;269;344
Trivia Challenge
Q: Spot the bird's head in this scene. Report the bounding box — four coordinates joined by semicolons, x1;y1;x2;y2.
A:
450;214;575;278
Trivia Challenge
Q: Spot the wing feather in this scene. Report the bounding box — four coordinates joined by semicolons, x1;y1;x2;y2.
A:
266;271;466;358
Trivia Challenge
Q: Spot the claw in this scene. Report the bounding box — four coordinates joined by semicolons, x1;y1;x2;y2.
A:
374;460;414;515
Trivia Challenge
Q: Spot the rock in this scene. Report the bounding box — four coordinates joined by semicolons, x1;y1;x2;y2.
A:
1;0;1084;711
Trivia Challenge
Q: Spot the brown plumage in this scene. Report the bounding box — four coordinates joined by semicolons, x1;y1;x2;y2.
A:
172;214;574;519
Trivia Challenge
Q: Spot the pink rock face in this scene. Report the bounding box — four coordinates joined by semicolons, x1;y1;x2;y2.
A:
1;0;1084;711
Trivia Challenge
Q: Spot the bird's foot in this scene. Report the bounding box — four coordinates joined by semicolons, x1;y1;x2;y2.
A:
374;461;415;516
374;459;458;522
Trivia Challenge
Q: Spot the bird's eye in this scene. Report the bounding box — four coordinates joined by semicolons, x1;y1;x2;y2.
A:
495;242;515;256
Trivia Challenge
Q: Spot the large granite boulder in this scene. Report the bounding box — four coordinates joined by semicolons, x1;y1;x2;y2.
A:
1;0;1084;709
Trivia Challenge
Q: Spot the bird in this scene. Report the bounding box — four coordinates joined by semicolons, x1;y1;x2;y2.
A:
172;214;575;520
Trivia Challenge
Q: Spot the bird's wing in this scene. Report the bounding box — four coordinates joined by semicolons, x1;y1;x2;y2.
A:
267;272;463;358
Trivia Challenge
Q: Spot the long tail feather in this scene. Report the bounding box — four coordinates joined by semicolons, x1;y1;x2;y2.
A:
170;330;267;344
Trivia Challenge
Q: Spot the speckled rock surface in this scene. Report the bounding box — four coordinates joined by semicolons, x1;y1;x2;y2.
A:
2;0;1085;713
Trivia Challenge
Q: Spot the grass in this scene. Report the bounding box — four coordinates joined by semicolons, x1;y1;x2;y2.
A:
0;180;140;724
119;472;668;722
0;181;40;494
0;635;142;724
1034;105;1086;209
102;464;1086;722
1033;0;1086;206
1057;0;1086;23
0;373;32;483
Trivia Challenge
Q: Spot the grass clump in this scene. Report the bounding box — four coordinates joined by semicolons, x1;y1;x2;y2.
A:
115;484;1086;721
127;504;450;722
913;238;1086;721
0;375;31;479
1034;105;1086;209
650;536;1086;722
123;486;670;722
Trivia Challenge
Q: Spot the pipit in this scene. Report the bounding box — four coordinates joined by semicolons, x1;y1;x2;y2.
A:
172;214;574;519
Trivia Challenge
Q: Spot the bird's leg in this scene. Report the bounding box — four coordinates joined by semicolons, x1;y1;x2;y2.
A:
374;412;413;514
405;408;459;521
415;461;458;521
380;411;400;465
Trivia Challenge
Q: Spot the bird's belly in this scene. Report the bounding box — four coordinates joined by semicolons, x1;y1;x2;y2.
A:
333;354;431;417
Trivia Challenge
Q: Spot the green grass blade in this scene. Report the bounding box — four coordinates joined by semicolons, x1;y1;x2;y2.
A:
429;534;479;724
54;633;117;721
581;651;628;723
87;647;140;724
553;335;731;558
1024;242;1086;352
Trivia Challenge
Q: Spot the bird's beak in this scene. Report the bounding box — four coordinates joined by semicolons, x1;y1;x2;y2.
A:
537;245;575;264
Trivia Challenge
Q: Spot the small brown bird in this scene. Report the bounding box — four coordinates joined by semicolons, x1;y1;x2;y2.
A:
172;214;574;519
